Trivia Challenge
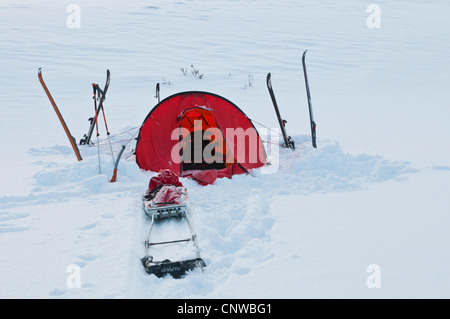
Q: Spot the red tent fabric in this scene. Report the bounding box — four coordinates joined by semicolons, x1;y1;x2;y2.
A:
135;91;266;185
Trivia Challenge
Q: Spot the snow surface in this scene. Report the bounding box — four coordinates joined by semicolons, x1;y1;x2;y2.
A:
1;0;450;298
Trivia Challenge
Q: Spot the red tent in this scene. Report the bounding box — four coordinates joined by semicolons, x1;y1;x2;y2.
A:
135;91;266;185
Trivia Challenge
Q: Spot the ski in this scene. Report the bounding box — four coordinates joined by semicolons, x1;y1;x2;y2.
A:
94;69;111;105
95;70;115;166
266;72;295;150
38;68;83;161
79;84;97;145
102;69;111;99
80;69;111;145
302;50;317;148
155;82;160;103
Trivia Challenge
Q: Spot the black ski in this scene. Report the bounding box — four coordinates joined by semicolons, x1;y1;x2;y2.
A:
95;69;111;103
79;84;97;145
80;69;111;145
155;82;160;103
302;50;317;148
266;72;295;150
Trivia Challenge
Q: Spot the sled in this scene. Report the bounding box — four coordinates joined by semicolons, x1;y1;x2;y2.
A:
141;171;206;278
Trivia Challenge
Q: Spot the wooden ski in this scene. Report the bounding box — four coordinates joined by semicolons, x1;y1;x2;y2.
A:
38;68;83;161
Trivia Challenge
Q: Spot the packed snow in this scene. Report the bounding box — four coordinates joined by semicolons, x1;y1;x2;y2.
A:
1;0;449;298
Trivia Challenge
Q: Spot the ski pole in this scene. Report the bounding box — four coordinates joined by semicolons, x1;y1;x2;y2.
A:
96;85;115;166
92;83;101;174
110;145;126;183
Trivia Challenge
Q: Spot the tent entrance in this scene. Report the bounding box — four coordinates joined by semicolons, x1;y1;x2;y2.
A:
177;107;235;173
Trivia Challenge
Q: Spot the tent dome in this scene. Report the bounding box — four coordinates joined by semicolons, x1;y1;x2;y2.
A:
135;91;266;184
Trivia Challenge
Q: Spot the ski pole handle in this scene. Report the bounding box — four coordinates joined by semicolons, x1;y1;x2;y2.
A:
91;83;97;98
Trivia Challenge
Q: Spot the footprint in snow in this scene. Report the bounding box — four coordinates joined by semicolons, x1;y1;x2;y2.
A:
77;221;100;231
0;212;31;233
48;288;68;297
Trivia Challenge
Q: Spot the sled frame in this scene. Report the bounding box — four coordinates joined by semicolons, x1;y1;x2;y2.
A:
142;203;205;278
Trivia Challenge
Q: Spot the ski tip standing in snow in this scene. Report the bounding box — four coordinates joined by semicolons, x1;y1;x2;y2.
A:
302;50;317;149
266;72;296;150
38;68;83;161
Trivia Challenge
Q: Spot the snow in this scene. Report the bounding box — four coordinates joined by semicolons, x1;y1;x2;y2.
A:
1;0;450;298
